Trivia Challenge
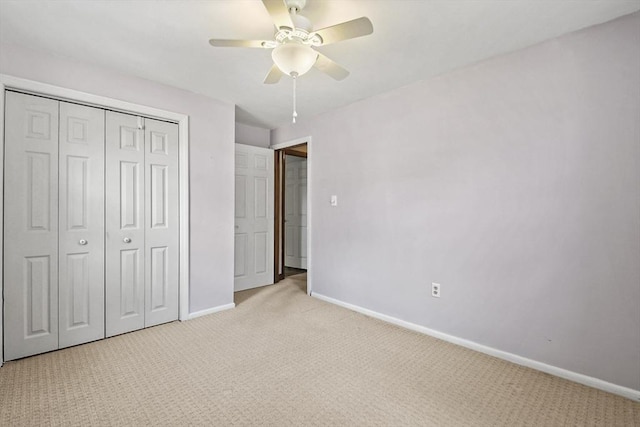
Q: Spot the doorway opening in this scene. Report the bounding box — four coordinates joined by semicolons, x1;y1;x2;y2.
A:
274;142;309;291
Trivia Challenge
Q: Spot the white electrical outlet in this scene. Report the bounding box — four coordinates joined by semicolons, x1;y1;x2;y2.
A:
431;283;441;298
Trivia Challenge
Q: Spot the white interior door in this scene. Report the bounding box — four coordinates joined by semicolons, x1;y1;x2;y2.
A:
105;111;146;337
144;118;179;327
4;92;60;360
284;156;307;269
234;144;274;291
58;101;105;349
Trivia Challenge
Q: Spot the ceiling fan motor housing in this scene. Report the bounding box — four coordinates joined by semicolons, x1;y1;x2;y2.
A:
291;13;313;32
274;12;321;46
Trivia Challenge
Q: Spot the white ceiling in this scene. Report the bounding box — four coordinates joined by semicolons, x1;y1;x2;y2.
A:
1;0;639;129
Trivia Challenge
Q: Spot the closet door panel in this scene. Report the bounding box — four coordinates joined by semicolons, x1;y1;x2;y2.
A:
105;111;145;337
58;102;105;349
4;92;59;360
144;119;179;327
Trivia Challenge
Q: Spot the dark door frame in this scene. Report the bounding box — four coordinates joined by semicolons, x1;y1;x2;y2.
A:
273;142;307;283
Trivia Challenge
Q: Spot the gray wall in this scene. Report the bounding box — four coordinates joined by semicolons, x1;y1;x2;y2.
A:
236;122;270;148
272;13;640;390
0;43;235;313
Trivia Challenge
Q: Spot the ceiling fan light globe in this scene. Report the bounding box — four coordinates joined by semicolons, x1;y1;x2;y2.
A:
272;43;318;77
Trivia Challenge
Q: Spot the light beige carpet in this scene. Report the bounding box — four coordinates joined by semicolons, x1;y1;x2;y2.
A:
1;274;638;426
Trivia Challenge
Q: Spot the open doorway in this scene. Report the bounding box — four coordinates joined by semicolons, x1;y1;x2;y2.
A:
273;141;310;292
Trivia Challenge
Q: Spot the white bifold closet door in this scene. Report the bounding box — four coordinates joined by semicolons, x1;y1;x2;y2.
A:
58;102;106;348
4;92;179;360
105;111;178;337
4;92;105;360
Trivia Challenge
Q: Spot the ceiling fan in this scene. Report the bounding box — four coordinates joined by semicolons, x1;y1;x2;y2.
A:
208;0;374;84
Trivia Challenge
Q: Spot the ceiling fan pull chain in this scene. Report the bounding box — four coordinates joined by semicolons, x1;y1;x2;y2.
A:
292;73;298;124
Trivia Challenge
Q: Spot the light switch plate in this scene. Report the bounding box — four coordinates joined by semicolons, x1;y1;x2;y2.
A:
330;195;338;206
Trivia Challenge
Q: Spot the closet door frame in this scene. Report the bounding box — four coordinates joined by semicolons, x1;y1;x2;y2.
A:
0;74;191;367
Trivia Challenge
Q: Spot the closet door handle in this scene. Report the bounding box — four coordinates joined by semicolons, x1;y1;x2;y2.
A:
123;237;132;243
79;239;88;245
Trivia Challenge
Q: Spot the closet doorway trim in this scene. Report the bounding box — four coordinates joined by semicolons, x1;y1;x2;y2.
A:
0;74;191;367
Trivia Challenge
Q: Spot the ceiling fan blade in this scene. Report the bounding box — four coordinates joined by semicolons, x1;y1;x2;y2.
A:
262;0;294;30
264;64;284;84
209;39;272;48
313;17;373;45
314;53;350;81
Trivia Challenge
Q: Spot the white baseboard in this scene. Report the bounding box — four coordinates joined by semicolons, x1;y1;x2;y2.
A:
186;303;235;320
312;293;640;402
